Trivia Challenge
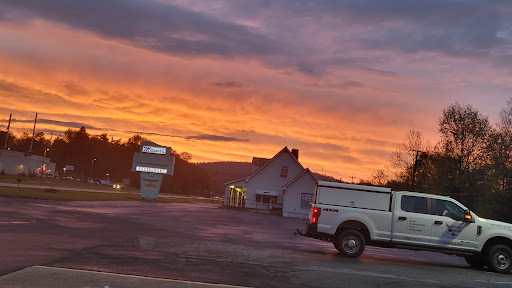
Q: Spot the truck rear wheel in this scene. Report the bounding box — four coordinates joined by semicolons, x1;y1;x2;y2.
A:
335;229;365;258
486;244;512;273
464;254;486;269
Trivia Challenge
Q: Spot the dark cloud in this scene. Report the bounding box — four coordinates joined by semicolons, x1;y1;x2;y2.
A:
231;0;511;68
64;81;89;96
314;0;510;57
0;0;278;58
10;118;99;130
341;81;364;88
212;81;246;88
1;0;511;77
186;134;249;142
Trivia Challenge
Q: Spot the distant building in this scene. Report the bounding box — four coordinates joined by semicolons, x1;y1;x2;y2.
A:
224;147;317;219
0;149;56;176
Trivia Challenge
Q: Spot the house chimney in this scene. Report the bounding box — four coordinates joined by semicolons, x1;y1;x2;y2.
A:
291;149;299;161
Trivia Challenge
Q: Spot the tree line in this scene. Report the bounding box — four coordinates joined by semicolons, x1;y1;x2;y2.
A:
2;100;512;222
0;126;211;196
365;100;512;223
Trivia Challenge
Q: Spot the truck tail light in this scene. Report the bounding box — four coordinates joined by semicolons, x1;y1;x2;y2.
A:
311;207;321;224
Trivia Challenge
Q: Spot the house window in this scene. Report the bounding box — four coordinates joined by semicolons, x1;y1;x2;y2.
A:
280;166;288;178
256;194;277;204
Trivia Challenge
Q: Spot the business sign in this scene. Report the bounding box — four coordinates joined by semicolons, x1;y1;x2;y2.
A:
64;165;75;171
132;141;175;199
142;146;167;155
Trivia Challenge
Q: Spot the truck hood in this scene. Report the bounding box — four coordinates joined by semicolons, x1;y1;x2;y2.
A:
479;218;512;231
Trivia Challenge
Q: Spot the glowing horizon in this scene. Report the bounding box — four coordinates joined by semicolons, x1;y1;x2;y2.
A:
1;1;511;181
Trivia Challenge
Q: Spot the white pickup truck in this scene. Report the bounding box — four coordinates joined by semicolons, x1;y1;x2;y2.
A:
299;181;512;273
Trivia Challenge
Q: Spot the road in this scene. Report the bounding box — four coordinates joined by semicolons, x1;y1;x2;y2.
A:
0;197;511;288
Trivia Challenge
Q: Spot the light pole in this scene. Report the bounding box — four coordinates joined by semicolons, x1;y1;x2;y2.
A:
42;148;49;176
106;173;110;183
89;158;96;182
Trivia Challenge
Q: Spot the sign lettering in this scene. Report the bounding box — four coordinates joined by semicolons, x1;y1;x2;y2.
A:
136;166;168;174
142;146;167;155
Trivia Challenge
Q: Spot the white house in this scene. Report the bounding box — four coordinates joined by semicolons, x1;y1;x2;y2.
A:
224;147;318;219
282;168;317;219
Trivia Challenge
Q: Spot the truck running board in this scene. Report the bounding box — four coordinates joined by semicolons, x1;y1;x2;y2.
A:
394;244;474;257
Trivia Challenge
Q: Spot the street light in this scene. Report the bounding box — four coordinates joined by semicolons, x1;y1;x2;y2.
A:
106;173;110;183
89;158;97;181
42;148;49;176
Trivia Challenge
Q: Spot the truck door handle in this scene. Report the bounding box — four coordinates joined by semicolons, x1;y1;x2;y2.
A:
434;220;443;225
398;216;407;220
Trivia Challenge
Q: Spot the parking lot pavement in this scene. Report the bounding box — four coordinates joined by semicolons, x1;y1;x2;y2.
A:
1;197;512;288
0;266;251;288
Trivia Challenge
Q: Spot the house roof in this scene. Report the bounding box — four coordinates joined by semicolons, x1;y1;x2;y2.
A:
246;146;304;181
224;176;249;186
282;168;317;190
223;146;304;186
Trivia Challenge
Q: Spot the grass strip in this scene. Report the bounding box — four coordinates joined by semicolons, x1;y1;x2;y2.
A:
0;186;224;205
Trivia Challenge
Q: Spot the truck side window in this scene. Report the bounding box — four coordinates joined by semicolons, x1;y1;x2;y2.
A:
401;195;428;214
435;199;465;221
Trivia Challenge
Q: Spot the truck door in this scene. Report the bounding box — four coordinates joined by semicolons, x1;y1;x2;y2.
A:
430;199;477;250
392;194;433;245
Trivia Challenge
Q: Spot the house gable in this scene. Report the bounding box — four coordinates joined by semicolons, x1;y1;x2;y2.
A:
282;168;318;219
247;147;303;182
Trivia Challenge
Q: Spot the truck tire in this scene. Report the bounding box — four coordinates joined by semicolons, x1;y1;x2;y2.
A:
486;244;512;273
464;255;486;269
335;229;366;258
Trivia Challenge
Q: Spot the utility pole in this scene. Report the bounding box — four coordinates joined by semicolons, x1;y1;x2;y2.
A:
29;112;38;154
4;113;11;150
411;149;425;191
349;176;356;183
89;158;97;182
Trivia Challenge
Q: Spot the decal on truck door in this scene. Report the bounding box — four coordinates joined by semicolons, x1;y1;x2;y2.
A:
393;195;433;245
431;199;477;249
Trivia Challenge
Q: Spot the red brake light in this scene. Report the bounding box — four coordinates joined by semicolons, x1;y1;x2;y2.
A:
311;207;321;223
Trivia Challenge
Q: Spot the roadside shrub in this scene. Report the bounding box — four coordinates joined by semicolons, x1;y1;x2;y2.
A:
0;169;5;176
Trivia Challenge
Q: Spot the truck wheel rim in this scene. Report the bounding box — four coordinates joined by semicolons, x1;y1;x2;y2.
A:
494;250;510;269
343;236;360;253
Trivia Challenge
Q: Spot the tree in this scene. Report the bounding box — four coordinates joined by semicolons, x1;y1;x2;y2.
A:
371;169;388;186
179;152;193;162
484;99;512;191
389;130;431;189
438;102;491;195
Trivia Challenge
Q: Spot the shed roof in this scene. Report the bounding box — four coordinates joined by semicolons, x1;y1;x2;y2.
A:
282;168;317;190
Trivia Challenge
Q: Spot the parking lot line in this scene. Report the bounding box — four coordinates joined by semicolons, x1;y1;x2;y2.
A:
27;266;252;288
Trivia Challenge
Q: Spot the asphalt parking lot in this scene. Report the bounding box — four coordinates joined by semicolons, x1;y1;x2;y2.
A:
0;197;511;288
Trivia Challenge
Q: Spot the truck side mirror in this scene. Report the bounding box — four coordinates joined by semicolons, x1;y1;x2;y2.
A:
463;210;475;223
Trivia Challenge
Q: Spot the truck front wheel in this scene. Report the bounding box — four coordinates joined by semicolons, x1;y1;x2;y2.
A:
335;229;366;258
486;244;512;273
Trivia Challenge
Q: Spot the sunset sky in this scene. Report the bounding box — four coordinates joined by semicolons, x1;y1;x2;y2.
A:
1;1;511;181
